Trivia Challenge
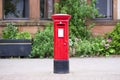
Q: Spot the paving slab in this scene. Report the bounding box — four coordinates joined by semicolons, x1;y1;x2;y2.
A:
0;57;120;80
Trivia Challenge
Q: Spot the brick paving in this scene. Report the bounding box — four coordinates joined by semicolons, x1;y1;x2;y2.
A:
0;57;120;80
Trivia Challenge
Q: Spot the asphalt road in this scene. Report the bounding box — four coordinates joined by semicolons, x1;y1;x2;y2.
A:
0;57;120;80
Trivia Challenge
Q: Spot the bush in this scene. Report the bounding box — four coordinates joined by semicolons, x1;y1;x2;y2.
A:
31;24;53;58
106;23;120;55
98;38;115;57
55;0;98;39
16;31;31;39
2;23;31;39
75;22;120;57
75;37;104;57
2;23;18;39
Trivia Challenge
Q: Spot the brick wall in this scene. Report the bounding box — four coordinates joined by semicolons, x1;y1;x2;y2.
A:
91;26;114;36
0;0;53;38
0;20;52;37
0;0;2;20
89;0;118;36
0;0;119;38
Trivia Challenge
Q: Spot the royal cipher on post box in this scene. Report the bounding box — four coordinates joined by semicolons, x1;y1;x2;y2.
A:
52;14;71;74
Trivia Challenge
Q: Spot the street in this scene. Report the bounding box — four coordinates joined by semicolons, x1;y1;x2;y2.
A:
0;57;120;80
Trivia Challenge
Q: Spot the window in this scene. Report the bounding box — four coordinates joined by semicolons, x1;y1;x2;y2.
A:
40;0;54;19
3;0;29;19
95;0;113;19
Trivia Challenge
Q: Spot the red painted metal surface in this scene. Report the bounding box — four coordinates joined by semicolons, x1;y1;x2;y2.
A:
52;14;71;60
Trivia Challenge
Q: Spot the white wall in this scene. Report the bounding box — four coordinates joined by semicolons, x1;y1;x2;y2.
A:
118;0;120;19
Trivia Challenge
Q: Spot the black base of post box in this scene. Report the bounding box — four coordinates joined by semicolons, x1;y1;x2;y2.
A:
54;60;69;74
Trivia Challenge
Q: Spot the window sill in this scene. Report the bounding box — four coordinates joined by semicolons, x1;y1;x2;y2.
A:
91;20;117;26
0;20;53;26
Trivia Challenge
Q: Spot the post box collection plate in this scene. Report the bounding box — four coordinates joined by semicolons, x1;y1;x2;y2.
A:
58;28;64;37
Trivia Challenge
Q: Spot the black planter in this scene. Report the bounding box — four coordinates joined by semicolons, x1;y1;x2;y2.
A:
0;39;31;57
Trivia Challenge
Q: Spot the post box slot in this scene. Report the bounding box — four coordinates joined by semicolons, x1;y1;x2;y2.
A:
57;24;65;26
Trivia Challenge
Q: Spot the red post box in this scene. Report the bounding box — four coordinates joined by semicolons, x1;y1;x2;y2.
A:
52;14;71;73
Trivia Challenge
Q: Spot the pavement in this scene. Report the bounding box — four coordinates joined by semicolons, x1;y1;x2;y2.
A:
0;57;120;80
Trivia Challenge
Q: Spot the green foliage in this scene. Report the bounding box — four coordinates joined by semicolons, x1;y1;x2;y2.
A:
31;24;53;58
106;23;120;54
2;23;31;39
16;31;31;39
55;0;98;39
98;38;115;57
71;22;120;57
76;22;120;57
75;37;104;57
2;23;18;39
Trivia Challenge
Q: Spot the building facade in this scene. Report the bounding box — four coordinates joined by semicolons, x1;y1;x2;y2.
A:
0;0;119;37
91;0;118;36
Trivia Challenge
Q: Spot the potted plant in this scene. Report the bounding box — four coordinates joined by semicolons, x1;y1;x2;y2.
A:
0;23;32;57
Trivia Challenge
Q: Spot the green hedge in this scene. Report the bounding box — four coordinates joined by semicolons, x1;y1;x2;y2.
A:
30;24;53;58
